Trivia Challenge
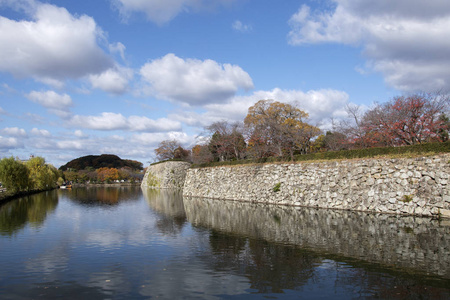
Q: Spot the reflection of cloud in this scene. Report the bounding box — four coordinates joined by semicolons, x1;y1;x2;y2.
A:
139;259;250;299
86;231;124;249
25;245;69;278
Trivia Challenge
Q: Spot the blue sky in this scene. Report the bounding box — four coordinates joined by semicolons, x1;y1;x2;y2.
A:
1;0;449;167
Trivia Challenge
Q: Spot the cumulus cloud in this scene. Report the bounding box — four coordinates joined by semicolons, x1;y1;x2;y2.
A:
56;140;84;150
74;130;88;138
171;88;349;129
139;53;254;105
288;0;450;92
26;90;73;118
69;112;181;132
0;136;23;149
112;0;237;25
131;131;194;147
0;1;113;84
232;20;252;33
89;66;134;94
30;128;51;136
27;90;73;109
0;127;27;137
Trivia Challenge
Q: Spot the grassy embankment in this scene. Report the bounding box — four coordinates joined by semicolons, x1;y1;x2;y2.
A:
191;141;450;168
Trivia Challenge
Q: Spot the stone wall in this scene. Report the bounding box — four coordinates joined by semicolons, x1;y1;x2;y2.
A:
183;154;450;218
141;161;191;189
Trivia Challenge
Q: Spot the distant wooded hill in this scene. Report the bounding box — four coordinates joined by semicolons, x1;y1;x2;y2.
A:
59;154;143;171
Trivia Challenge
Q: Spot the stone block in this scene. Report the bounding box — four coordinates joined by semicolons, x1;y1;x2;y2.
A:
440;209;450;219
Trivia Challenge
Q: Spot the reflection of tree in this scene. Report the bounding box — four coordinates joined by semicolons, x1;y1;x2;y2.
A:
208;230;318;293
63;186;141;206
0;191;58;236
142;188;187;236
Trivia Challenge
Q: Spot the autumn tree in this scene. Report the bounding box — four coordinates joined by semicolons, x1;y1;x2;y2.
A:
244;100;321;160
334;104;370;148
437;113;450;141
96;167;119;183
206;121;247;161
361;92;449;146
173;146;191;161
154;140;190;162
191;144;214;164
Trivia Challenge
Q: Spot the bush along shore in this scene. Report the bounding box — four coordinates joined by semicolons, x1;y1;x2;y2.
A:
0;156;62;205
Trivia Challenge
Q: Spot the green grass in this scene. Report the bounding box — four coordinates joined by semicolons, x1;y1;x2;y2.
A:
273;182;281;192
191;141;450;169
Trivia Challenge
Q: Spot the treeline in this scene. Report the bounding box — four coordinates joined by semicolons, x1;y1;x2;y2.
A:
59;154;143;171
63;166;143;184
154;92;450;164
0;156;63;195
59;154;144;184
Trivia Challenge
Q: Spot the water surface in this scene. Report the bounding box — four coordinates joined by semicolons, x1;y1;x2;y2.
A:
0;186;449;299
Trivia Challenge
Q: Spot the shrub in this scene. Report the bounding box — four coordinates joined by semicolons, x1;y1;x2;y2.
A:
0;157;30;193
273;182;281;192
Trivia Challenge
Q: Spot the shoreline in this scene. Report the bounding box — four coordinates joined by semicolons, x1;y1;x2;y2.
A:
0;182;142;205
0;188;56;205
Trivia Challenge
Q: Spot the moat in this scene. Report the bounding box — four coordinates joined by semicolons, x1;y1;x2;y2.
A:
1;186;449;299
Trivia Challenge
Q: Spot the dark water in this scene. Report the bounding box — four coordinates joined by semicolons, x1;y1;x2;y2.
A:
0;187;449;299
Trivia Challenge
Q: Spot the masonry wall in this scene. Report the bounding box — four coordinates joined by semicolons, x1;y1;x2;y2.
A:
183;154;450;218
141;161;191;189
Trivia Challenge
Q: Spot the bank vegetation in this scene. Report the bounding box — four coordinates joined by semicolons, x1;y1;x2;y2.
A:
0;156;63;203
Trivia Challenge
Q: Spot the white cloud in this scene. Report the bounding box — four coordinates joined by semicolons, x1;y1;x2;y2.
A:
70;112;128;131
56;140;84;150
0;136;22;149
109;42;126;61
27;90;73;109
232;20;252;33
26;90;73;118
172;88;349;129
31;128;51;136
89;66;134;94
0;127;27;137
113;0;237;25
0;1;113;84
74;130;88;138
288;0;450;92
131;131;194;147
127;116;181;132
69;112;181;132
139;53;254;105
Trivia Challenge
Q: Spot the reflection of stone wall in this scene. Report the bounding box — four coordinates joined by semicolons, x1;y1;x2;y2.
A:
142;161;191;189
142;188;186;218
183;154;450;217
183;196;450;278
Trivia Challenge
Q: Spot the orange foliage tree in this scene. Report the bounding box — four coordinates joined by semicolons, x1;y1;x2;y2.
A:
244;100;321;159
96;167;119;183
